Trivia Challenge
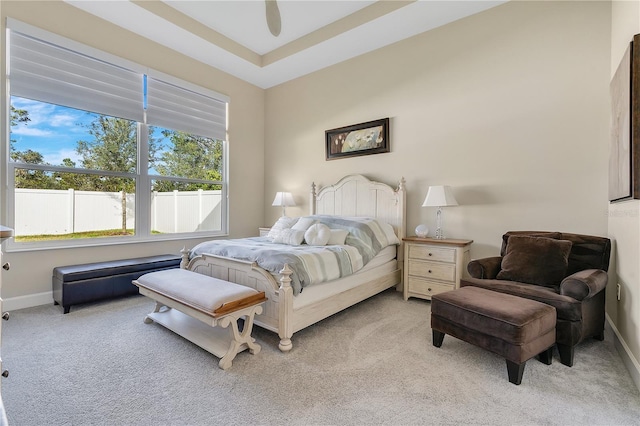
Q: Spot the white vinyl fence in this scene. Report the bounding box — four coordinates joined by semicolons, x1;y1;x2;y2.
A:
151;189;222;233
15;188;222;236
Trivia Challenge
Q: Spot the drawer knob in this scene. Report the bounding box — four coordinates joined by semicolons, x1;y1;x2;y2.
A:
2;262;9;271
1;312;8;321
428;270;432;273
428;288;432;292
2;370;8;378
428;253;433;256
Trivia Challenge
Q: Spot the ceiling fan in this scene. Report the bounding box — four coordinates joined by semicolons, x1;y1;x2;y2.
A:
265;0;282;37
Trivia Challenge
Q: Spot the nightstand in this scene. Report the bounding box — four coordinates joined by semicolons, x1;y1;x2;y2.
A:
402;236;473;301
259;227;271;237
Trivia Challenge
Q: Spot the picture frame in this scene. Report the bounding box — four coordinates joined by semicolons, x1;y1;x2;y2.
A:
609;34;640;202
325;118;389;160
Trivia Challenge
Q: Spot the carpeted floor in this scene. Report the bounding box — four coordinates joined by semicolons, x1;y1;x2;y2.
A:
2;289;639;425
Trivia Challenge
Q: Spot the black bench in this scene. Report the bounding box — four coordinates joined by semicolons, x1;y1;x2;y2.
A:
52;254;181;314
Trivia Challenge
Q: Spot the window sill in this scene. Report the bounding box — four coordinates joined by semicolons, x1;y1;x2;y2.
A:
4;231;228;253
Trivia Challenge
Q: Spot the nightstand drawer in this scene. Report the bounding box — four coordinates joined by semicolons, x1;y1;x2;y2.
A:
408;261;455;283
406;277;454;298
408;245;456;263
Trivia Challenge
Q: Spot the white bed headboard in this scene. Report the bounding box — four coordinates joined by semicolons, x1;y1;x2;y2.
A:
310;174;406;240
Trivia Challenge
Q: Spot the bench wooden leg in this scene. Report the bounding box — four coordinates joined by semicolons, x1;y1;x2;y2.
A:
217;305;263;370
144;302;166;324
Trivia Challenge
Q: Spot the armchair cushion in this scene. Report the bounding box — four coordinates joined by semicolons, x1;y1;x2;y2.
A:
496;235;572;288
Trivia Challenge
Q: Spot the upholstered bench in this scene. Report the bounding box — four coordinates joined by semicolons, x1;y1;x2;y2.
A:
430;286;556;385
134;268;267;370
53;254;181;314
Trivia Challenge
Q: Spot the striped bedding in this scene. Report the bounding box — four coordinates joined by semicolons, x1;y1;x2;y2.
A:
190;216;399;295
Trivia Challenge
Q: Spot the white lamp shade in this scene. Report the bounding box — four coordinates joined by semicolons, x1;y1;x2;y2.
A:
422;186;458;207
272;192;296;207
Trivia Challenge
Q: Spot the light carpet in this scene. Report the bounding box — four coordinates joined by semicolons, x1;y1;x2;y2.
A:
2;289;639;425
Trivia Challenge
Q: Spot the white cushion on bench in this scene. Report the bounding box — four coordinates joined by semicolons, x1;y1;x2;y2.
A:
136;269;259;314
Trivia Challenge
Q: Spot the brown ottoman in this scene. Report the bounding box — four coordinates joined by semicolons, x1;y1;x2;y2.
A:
431;286;556;385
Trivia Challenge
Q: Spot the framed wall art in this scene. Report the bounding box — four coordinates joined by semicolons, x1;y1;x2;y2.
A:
610;34;640;202
325;118;389;160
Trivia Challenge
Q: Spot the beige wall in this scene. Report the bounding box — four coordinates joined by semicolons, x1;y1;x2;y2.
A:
609;0;640;387
0;1;265;302
264;1;611;251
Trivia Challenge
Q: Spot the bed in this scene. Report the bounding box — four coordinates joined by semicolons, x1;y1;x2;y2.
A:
180;174;406;351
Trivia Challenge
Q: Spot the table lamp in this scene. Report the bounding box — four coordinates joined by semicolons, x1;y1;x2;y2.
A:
272;192;296;216
422;185;458;239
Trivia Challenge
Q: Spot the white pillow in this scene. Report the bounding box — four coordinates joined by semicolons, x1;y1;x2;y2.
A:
304;223;331;246
379;221;400;245
327;229;349;245
291;217;315;232
267;216;298;240
272;228;305;245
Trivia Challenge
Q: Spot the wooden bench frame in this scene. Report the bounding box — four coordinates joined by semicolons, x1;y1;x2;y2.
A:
134;279;266;370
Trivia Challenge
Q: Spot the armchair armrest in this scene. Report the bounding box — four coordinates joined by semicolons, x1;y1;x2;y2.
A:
467;256;502;279
560;269;608;301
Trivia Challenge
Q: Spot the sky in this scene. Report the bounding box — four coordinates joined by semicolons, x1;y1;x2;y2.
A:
10;96;95;166
10;96;175;172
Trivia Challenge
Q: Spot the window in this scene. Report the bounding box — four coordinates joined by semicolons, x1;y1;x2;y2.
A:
6;20;229;248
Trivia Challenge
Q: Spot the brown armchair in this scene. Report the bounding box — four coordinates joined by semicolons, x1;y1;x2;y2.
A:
460;231;611;367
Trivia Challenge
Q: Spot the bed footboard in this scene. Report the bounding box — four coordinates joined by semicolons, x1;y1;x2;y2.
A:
181;249;295;351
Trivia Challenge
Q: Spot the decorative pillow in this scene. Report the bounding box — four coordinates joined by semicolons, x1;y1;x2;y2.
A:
500;232;562;257
496;235;572;288
267;216;298;240
327;229;349;245
272;228;305;245
291;217;315;232
304;223;331;246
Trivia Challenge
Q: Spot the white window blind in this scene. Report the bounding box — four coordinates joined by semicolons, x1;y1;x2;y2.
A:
146;76;227;141
9;30;144;122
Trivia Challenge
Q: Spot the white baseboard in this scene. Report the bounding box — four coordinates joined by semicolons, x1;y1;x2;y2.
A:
606;313;640;392
3;291;52;312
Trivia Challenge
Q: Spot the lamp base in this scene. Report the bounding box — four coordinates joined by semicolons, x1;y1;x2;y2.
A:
434;207;445;239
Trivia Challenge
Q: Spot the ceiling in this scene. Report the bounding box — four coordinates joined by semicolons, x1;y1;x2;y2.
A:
66;0;507;89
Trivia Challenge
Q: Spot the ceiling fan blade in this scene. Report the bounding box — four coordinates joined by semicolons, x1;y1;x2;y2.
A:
265;0;281;37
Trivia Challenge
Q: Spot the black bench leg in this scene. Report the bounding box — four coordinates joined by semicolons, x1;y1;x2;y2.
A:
537;346;553;365
556;343;574;367
54;301;70;314
594;330;605;341
506;360;525;385
432;330;445;347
